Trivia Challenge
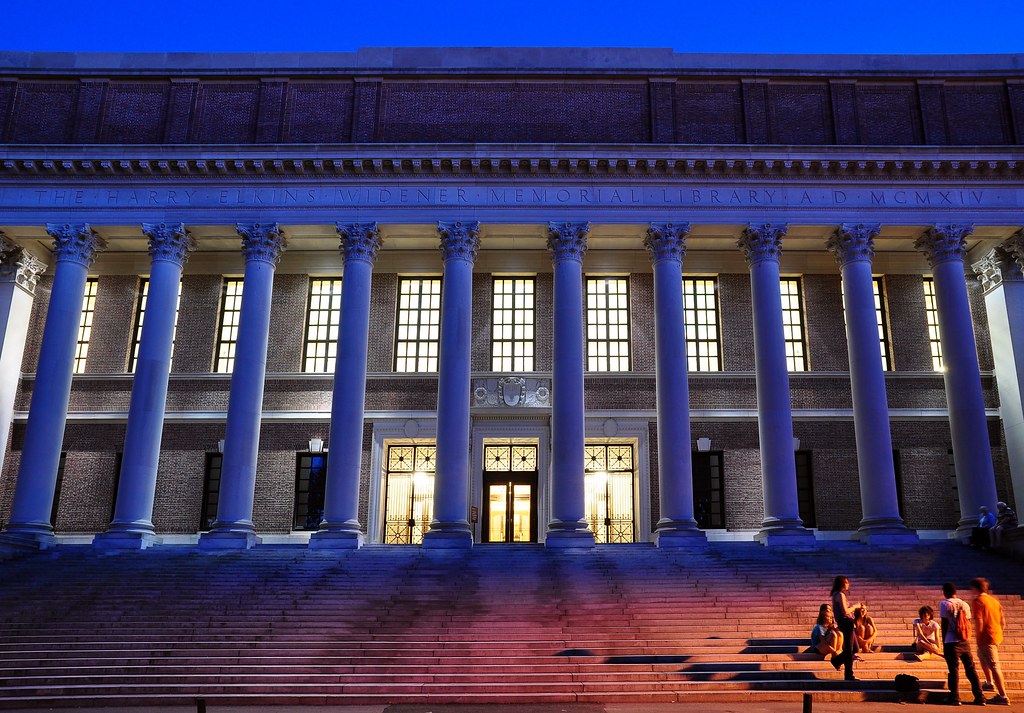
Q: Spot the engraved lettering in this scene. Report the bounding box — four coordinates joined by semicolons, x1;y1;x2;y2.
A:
801;191;812;204
107;190;119;205
54;190;67;204
692;189;701;203
556;189;570;202
74;191;84;205
938;191;952;205
458;188;467;203
764;190;776;204
378;189;391;203
631;189;641;203
489;189;505;203
611;190;622;203
748;190;759;204
580;189;591;203
285;189;298;203
439;188;448;203
399;189;408;203
972;191;983;204
710;190;721;204
167;191;178;205
871;191;885;205
418;189;430;202
220;190;229;205
833;190;847;204
516;188;525;203
149;191;159;205
730;190;742;204
184;189;197;204
915;191;930;205
894;191;907;204
128;191;140;204
533;189;546;202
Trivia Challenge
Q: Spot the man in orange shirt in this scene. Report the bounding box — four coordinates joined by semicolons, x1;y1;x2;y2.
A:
970;577;1010;705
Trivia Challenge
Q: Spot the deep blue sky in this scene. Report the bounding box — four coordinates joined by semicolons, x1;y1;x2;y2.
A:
4;0;1024;54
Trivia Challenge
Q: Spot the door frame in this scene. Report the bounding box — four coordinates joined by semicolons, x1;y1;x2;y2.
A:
481;469;539;543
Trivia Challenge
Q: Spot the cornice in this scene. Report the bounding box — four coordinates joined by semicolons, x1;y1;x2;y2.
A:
0;145;1021;181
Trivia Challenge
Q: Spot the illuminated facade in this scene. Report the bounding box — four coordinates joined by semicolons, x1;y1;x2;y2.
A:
0;49;1021;550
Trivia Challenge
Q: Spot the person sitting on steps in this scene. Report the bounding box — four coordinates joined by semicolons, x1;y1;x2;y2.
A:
912;605;943;661
854;604;880;653
811;603;844;662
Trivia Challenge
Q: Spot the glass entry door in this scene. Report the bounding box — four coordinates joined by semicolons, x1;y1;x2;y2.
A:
482;444;538;543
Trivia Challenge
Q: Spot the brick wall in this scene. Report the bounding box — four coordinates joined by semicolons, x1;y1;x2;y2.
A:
3;73;1021;147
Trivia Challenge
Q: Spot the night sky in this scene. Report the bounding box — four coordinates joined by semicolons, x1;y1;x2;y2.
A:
4;0;1023;54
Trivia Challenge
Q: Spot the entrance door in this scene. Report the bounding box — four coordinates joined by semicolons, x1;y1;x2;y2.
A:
482;444;538;543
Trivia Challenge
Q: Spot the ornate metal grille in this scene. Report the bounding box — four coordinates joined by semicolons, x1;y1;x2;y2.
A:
586;277;631;372
780;278;808;372
491;277;535;372
683;277;721;372
395;278;442;372
213;278;244;373
583;444;635;543
73;277;99;374
302;277;343;373
383;444;436;544
128;277;182;373
923;277;944;371
484;445;538;472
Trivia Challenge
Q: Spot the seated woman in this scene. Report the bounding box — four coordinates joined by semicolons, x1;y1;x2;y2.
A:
912;605;942;660
853;605;880;653
811;603;843;663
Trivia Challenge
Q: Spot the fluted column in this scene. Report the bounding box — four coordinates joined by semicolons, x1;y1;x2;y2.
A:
974;234;1024;518
826;224;917;544
423;221;478;549
200;223;286;550
310;223;382;550
546;222;595;548
95;223;195;551
0;236;46;486
644;223;705;546
738;224;813;545
915;224;998;537
0;224;105;549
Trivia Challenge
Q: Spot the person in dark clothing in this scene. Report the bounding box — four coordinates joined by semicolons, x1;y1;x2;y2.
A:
830;575;858;681
940;581;985;706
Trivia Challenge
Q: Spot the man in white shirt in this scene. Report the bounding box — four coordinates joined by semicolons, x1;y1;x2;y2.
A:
940;582;985;706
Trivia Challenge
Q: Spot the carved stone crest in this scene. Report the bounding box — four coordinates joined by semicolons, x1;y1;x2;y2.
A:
498;377;527;407
473;377;551;408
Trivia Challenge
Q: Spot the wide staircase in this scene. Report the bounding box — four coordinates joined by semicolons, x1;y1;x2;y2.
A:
0;541;1022;708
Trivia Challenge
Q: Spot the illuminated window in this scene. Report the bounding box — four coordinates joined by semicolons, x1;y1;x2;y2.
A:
303;278;343;373
586;277;631;372
213;278;244;373
73;278;99;374
584;444;635;543
923;277;943;371
491;277;535;372
683;277;721;372
394;278;442;372
382;444;436;544
128;278;182;373
780;278;808;372
872;277;892;371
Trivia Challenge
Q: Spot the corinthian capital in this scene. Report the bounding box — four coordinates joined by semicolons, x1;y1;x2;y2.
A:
336;222;383;264
437;221;480;264
914;224;973;267
0;233;47;295
826;223;880;266
738;223;787;266
972;245;1023;293
999;229;1024;270
644;222;690;265
142;222;196;266
237;223;286;265
46;223;106;268
547;222;590;264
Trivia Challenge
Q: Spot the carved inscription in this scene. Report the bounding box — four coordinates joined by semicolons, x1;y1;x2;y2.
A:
1;185;1013;210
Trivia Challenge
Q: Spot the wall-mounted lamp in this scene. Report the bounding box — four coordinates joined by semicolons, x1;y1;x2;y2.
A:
308;438;325;454
217;439;225;454
793;437;801;452
696;437;712;452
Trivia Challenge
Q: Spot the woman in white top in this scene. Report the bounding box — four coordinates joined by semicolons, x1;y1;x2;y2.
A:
912;605;942;660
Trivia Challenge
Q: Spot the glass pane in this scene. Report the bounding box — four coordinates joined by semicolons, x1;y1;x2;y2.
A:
512;484;532;542
488;483;508;542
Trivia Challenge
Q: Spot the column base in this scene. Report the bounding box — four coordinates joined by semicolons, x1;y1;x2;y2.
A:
655;526;708;548
199;530;261;550
0;524;57;551
545;521;596;549
309;529;364;550
755;522;816;547
93;530;162;551
421;521;473;549
857;517;920;546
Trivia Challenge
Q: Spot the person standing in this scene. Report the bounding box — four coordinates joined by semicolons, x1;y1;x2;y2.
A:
940;582;985;706
970;577;1010;705
831;576;858;681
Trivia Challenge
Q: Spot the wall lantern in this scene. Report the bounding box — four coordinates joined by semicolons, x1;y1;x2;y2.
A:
696;437;712;452
308;438;325;454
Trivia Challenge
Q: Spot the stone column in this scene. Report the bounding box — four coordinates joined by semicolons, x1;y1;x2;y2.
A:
423;221;478;549
0;235;46;485
546;222;595;548
973;238;1024;517
644;222;705;547
738;224;813;545
200;223;286;550
0;224;105;550
826;224;918;545
310;222;382;550
915;224;998;537
95;223;195;551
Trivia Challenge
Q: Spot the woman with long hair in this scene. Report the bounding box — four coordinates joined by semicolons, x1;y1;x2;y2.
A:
830;575;859;680
811;603;844;660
